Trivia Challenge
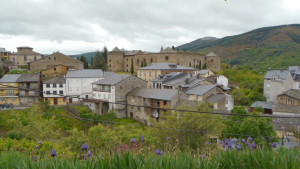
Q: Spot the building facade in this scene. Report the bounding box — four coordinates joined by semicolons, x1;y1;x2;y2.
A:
16;73;41;106
43;76;66;105
9;46;42;66
0;48;10;60
107;47;221;73
29;52;83;71
41;64;68;82
0;74;21;105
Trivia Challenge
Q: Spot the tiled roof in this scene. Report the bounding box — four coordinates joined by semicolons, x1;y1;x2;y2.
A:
280;89;300;100
185;84;216;96
93;74;131;85
264;70;290;80
138;63;196;70
250;101;274;109
66;69;103;78
0;48;9;53
16;73;40;82
128;88;178;100
198;70;210;74
44;76;66;84
206;94;226;103
0;74;21;83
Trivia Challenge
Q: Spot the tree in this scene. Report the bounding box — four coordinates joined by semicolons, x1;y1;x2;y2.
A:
93;50;107;70
103;46;108;64
91;56;94;68
199;60;202;69
130;59;134;75
203;63;207;69
172;46;175;50
222;106;277;144
79;56;88;69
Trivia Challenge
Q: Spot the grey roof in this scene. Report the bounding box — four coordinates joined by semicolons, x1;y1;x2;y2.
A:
185;84;216;96
288;66;300;80
128;88;178;100
0;74;21;83
207;52;218;57
44;76;66;84
206;94;226;103
151;72;183;82
264;70;290;80
138;63;196;70
273;103;300;114
288;66;300;72
250;101;274;109
181;79;204;88
66;69;103;78
280;89;300;100
198;70;210;74
103;71;115;77
0;48;9;53
16;73;40;82
93;74;131;85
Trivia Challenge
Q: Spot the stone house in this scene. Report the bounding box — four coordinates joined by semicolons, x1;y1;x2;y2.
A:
107;47;221;73
127;88;187;125
29;52;83;71
43;76;66;105
9;46;42;66
0;48;10;60
264;69;294;102
0;74;21;105
83;73;147;117
288;66;300;90
16;73;41;106
196;70;214;78
41;64;68;82
65;69;103;103
277;89;300;106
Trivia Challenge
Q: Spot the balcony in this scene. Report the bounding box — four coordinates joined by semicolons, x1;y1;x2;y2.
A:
0;93;19;97
92;88;111;92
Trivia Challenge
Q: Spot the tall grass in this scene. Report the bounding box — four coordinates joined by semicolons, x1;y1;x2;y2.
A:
0;148;298;169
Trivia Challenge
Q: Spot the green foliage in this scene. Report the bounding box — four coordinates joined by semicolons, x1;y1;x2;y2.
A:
0;67;5;78
93;50;107;70
103;46;108;64
130;59;134;75
8;69;30;74
79;56;89;69
222;106;277;144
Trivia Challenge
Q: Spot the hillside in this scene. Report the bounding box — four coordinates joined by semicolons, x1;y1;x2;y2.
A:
71;51;99;64
178;24;300;71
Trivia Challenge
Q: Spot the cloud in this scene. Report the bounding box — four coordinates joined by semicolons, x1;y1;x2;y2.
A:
0;0;299;54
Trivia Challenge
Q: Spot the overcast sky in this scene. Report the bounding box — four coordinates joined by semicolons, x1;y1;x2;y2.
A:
0;0;299;55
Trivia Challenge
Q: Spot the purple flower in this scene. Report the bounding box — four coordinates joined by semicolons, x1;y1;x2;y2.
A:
232;138;237;143
159;150;163;155
38;141;42;145
140;135;144;142
155;149;160;155
35;145;38;149
167;137;170;140
251;142;256;149
242;139;246;143
51;150;57;157
272;142;277;148
228;143;232;149
206;142;209;145
131;138;136;143
87;150;92;157
222;143;226;148
237;143;241;151
247;137;252;142
219;140;223;144
34;156;37;160
225;138;230;145
82;144;88;151
201;155;205;159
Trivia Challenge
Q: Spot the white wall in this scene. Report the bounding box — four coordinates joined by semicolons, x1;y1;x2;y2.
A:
217;75;228;89
225;94;234;111
92;86;115;110
66;77;102;98
43;83;65;98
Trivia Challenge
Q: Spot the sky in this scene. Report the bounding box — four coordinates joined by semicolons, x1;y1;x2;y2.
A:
0;0;299;55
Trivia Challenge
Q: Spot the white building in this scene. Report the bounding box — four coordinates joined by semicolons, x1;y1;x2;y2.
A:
288;66;300;90
216;75;229;90
43;76;66;105
65;69;104;103
224;93;234;111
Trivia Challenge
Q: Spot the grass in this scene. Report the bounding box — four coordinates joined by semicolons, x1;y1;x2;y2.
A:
0;148;298;169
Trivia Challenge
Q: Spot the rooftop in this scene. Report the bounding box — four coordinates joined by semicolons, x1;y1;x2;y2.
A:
138;63;196;70
93;73;131;85
185;84;216;96
128;88;178;100
198;70;211;74
207;52;218;57
250;101;274;109
16;73;40;82
66;69;103;78
44;76;66;84
0;74;21;83
280;89;300;100
0;48;9;53
264;70;290;80
206;94;226;103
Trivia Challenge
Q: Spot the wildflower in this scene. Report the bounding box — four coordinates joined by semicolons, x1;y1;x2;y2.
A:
35;145;38;149
251;142;256;149
237;143;241;151
242;139;246;143
51;150;57;157
219;140;223;144
38;141;42;145
228;143;232;149
167;137;170;140
159;150;163;155
272;142;277;148
131;138;136;143
140;135;144;142
247;137;252;142
82;144;88;151
225;138;230;145
201;155;205;159
155;149;160;155
232;138;237;143
88;150;92;157
206;142;209;145
222;143;226;148
34;156;37;160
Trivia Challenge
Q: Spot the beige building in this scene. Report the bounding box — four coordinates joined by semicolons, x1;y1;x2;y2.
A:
107;47;221;73
0;48;10;60
16;73;41;106
29;52;83;71
9;46;42;66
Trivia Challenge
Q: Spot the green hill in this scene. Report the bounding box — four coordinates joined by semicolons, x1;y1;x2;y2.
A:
178;24;300;71
71;51;100;64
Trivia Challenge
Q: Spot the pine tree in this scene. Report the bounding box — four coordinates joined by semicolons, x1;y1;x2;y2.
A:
199;60;202;70
130;59;134;75
203;63;207;69
79;56;89;69
103;46;108;64
91;56;94;68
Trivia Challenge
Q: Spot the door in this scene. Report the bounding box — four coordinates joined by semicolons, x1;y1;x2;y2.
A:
54;98;58;105
69;98;72;103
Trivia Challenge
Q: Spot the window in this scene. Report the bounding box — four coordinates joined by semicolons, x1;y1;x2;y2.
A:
59;84;63;87
6;90;14;96
53;84;57;88
120;86;122;90
46;91;50;95
46;84;50;88
24;56;27;61
59;90;63;94
109;59;111;62
53;91;57;95
137;59;139;65
12;98;16;102
109;64;111;67
0;98;5;102
165;56;169;60
149;72;151;77
54;57;56;60
140;72;142;77
34;56;37;60
137;106;141;111
211;59;213;62
164;101;167;105
48;57;51;60
54;68;56;71
150;58;153;63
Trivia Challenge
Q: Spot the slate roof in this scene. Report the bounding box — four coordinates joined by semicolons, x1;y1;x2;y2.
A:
151;72;183;82
93;74;131;85
264;70;290;80
181;79;204;88
0;74;21;83
128;88;178;100
198;70;210;74
207;52;218;57
138;63;196;70
16;73;40;82
0;48;9;53
66;69;103;78
185;84;216;96
44;76;66;84
288;66;300;80
206;94;226;103
280;89;300;100
250;101;274;109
